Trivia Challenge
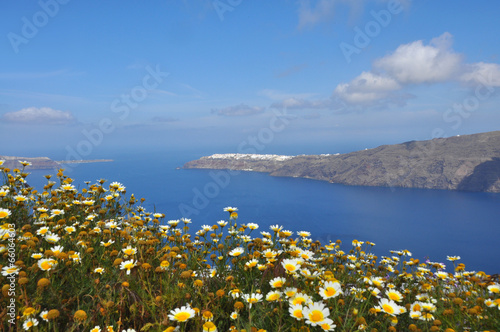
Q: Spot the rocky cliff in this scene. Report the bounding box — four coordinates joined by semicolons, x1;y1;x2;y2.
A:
183;131;500;193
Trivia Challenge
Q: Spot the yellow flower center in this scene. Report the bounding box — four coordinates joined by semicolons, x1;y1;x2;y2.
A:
388;293;400;301
174;312;191;322
124;263;134;269
285;264;296;272
325;287;336;297
293;297;305;305
309;310;324;323
0;211;9;218
293;309;303;318
382;304;394;314
40;261;52;270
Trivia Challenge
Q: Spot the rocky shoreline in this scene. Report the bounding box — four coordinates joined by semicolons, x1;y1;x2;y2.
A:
184;131;500;193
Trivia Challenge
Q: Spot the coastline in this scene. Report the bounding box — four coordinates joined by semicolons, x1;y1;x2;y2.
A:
183;131;500;193
0;155;113;170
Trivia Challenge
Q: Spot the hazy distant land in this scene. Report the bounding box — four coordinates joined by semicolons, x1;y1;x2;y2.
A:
184;131;500;193
0;156;113;170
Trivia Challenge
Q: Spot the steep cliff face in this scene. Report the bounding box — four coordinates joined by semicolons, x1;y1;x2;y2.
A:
183;131;500;193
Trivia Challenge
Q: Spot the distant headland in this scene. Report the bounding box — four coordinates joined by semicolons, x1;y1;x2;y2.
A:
0;155;113;170
183;131;500;193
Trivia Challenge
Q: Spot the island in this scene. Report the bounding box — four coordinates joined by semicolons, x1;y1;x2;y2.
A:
183;130;500;193
0;156;113;170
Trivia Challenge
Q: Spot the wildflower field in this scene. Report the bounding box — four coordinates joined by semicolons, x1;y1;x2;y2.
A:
0;161;499;332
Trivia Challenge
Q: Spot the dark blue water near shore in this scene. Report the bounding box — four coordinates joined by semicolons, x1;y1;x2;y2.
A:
27;148;500;274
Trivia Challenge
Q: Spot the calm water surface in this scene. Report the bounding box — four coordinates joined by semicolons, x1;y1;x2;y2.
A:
28;148;500;274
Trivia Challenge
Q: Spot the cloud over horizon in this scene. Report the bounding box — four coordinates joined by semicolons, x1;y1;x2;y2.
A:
373;32;462;84
333;71;402;105
460;62;500;87
2;107;76;125
332;32;500;109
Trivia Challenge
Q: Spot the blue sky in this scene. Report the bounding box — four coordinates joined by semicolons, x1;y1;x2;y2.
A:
1;0;500;158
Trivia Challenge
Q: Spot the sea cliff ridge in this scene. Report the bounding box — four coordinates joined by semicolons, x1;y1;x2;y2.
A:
183;131;500;193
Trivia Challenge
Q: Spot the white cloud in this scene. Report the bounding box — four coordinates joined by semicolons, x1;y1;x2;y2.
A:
374;32;463;84
460;62;500;87
333;71;401;104
333;32;500;109
2;107;76;125
211;103;265;116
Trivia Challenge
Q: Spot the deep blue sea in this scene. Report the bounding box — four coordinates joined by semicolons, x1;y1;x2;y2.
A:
25;148;500;274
